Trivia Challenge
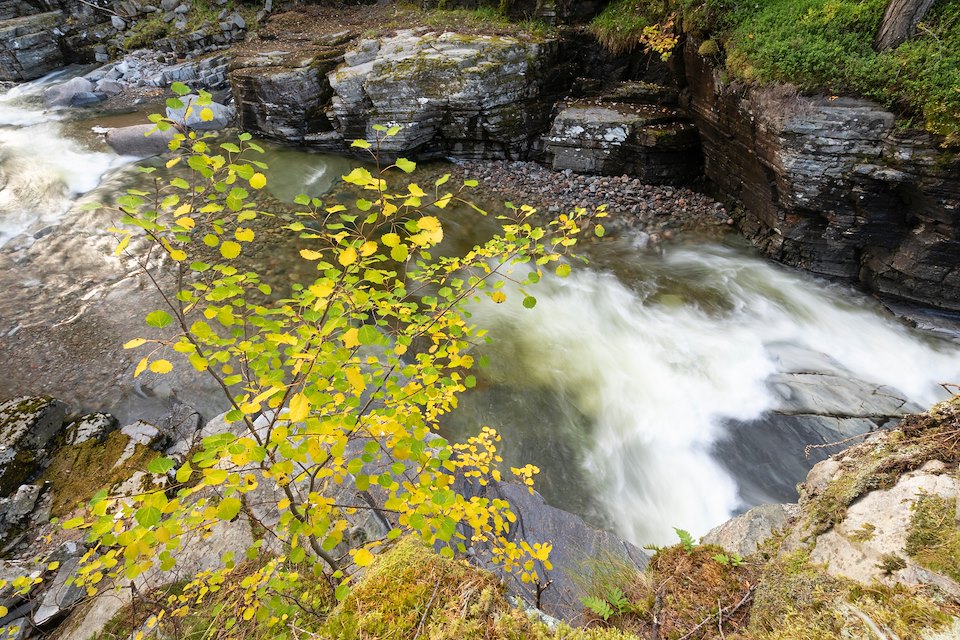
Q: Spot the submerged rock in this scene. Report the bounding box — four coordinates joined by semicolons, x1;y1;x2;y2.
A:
165;93;235;130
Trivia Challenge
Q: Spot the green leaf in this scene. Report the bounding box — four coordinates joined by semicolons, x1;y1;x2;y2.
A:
351;139;371;149
293;194;311;206
135;506;162;528
217;498;242;521
522;295;537;309
395;158;416;173
357;325;381;345
147;457;175;474
335;583;350;601
170;82;190;97
556;263;571;278
146;310;173;328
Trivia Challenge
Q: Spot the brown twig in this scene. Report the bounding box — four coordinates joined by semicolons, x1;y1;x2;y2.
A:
804;431;874;459
677;586;754;640
413;572;443;640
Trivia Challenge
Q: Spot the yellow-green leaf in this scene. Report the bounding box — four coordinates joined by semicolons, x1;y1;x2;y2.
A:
338;247;358;267
220;241;241;259
150;359;173;374
235;228;255;242
354;548;374;567
123;338;147;349
300;249;323;260
249;173;267;189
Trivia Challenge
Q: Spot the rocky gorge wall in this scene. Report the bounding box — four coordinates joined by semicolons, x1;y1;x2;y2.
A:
682;40;960;311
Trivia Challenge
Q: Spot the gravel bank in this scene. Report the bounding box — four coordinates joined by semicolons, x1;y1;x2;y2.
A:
453;160;735;240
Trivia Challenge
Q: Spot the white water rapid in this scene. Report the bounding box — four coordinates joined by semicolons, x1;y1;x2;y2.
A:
0;72;131;245
460;241;960;546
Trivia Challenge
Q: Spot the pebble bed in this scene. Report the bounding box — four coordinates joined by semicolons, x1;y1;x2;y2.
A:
454;160;736;240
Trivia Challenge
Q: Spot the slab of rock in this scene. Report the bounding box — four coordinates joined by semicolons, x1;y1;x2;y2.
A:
104;124;176;157
702;503;796;557
33;555;83;626
544;101;702;184
0;397;67;496
159;402;201;461
684;40;960;311
326;30;561;160
63;413;117;446
0;12;64;82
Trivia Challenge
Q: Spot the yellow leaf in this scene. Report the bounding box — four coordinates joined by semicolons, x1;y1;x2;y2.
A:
249;173;267;190
288;393;310;422
200;107;214;122
300;249;323;261
360;241;377;257
418;216;441;232
235;228;255;242
220;241;241;259
408;183;426;198
353;548;374;567
165;157;181;169
342;327;360;349
123;338;147;349
173;204;192;216
381;233;400;248
491;291;506;304
345;367;365;394
169;249;187;262
150;359;173;374
338;247;358;267
135;357;148;377
175;216;194;229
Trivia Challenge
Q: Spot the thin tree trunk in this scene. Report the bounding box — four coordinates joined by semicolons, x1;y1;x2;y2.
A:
874;0;936;51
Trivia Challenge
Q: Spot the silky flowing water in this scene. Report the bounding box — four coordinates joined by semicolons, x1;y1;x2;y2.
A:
1;72;959;547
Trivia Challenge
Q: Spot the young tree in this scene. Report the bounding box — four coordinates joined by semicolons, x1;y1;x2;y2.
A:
59;85;601;631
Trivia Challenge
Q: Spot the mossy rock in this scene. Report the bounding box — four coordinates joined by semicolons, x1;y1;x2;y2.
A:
40;430;159;518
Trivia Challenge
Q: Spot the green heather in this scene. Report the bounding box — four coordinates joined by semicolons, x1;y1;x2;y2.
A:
590;0;960;141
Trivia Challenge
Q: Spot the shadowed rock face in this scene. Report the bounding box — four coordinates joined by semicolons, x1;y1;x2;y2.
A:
230;30;568;161
0;12;64;82
683;40;960;311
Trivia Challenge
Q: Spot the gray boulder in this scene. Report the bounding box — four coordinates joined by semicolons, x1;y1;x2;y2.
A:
702;503;796;557
43;77;96;108
0;397;67;495
165;94;234;130
104;124;176;157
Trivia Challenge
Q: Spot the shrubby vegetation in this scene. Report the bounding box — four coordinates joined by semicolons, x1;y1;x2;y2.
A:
32;86;605;636
590;0;960;141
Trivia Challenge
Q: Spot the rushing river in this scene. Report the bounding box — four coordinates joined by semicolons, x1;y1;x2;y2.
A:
2;72;959;547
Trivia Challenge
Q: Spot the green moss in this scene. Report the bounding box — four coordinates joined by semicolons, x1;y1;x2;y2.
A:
40;430;158;518
323;537;638;640
123;14;171;50
906;493;960;583
589;0;666;55
695;0;960;142
749;551;954;640
804;397;960;536
590;0;960;141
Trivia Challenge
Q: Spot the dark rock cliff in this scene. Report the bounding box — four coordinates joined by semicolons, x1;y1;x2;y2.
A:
682;40;960;310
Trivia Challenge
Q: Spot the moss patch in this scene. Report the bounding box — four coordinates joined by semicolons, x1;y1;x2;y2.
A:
591;0;960;142
748;551;954;640
804;396;960;537
40;430;158;518
906;493;960;584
